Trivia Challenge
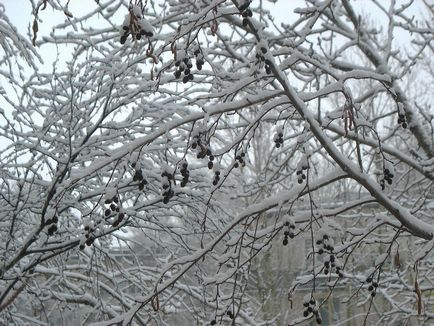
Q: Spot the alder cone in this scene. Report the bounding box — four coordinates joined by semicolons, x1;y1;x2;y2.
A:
85;237;95;246
47;224;57;235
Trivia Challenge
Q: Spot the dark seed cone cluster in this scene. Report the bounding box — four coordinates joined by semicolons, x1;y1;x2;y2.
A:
316;233;334;254
119;5;153;44
79;194;125;250
282;220;296;246
234;152;245;169
255;46;271;74
212;165;221;186
104;194;124;228
239;1;252;26
46;213;59;236
174;56;194;83
80;193;124;250
191;131;213;162
302;298;322;324
296;160;308;184
207;154;215;170
380;166;394;190
316;234;343;277
174;45;204;83
274;126;284;148
366;275;379;297
180;159;189;187
132;162;148;191
80;223;95;250
264;58;272;74
194;47;205;71
161;168;175;204
397;112;407;129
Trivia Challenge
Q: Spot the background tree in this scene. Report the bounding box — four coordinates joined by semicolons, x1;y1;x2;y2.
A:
0;0;433;325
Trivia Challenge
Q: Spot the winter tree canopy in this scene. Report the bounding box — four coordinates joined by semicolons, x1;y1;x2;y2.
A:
0;0;433;325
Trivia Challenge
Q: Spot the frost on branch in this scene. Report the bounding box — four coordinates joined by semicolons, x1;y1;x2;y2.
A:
0;0;433;325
